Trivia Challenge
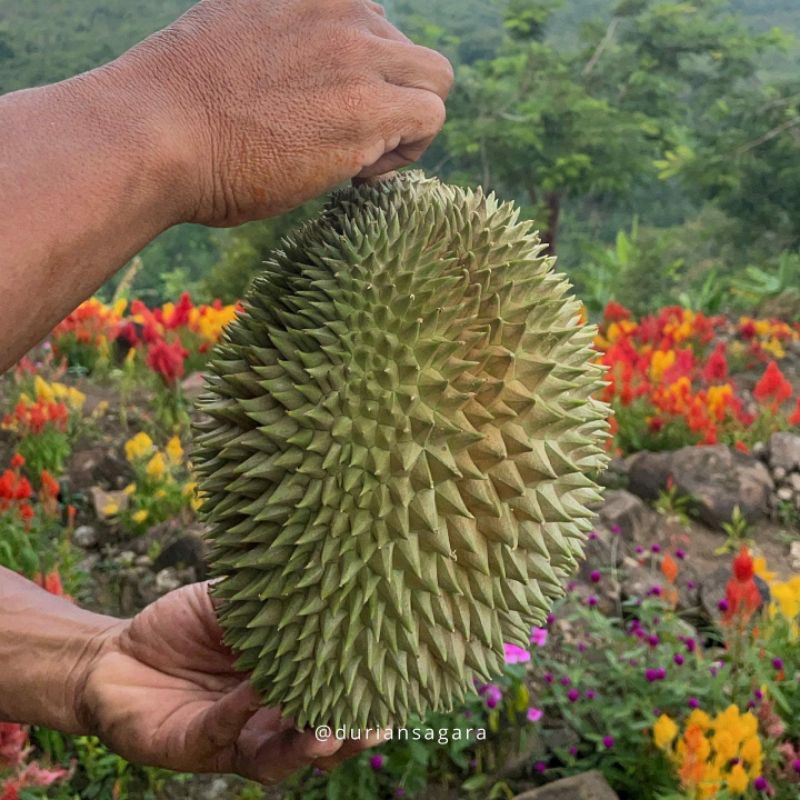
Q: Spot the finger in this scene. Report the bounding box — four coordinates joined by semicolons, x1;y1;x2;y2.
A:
358;86;446;175
190;680;261;762
245;728;344;785
378;40;454;99
314;731;383;771
364;14;412;43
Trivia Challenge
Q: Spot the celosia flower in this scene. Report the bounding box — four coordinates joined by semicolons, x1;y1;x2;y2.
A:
0;723;27;769
146;339;187;385
653;714;678;751
146;452;167;480
753;360;792;410
125;432;154;461
165;436;183;464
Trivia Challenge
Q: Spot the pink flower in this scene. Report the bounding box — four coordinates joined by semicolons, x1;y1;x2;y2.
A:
526;707;544;722
16;762;68;788
503;643;531;664
530;627;548;647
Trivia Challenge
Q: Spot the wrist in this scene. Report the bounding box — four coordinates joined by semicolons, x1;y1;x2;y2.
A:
0;569;122;734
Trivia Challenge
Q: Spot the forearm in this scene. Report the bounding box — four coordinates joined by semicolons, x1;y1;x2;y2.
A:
0;61;188;370
0;567;121;733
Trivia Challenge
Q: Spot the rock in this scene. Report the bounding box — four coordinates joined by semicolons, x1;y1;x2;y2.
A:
669;446;772;529
155;568;182;594
513;770;619;800
769;432;800;473
153;532;207;579
70;447;131;491
777;487;793;503
117;550;136;567
90;486;129;519
773;466;787;481
597;490;659;547
200;778;233;800
790;474;800;492
790;541;800;571
134;555;152;568
752;441;768;462
625;451;672;501
73;525;98;549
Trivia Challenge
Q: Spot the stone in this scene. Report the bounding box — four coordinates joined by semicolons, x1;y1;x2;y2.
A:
134;555;152;568
90;486;129;519
155;568;182;594
70;447;131;491
790;473;800;492
513;770;619;800
769;432;800;473
668;445;772;529
625;451;672;501
597;490;659;547
153;531;208;579
752;441;768;462
73;525;98;549
777;487;793;503
773;466;787;481
790;541;800;572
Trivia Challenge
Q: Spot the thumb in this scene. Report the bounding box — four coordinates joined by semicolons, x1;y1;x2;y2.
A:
191;680;261;756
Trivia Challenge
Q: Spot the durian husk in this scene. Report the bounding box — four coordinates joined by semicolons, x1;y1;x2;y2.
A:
194;172;610;730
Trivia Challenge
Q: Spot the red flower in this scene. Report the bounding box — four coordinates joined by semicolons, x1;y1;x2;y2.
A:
40;470;60;500
754;361;793;409
789;397;800;426
163;292;194;329
703;342;728;383
0;723;27;769
10;454;24;469
724;546;761;625
146;339;187;385
39;571;66;597
604;301;631;323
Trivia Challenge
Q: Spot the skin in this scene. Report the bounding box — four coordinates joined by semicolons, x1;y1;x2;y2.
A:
0;0;452;782
0;0;453;369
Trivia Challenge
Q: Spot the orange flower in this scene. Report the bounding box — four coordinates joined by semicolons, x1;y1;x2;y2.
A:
661;554;679;584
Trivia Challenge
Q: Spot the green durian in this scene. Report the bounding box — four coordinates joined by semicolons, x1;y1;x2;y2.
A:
194;172;610;730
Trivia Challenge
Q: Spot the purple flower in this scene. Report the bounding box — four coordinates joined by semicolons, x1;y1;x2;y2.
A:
566;580;577;592
688;697;699;709
588;531;599;541
772;657;784;670
568;745;578;757
686;580;696;590
675;548;686;560
313;767;325;776
585;689;596;700
685;638;697;653
534;761;547;774
602;735;615;749
673;653;685;666
650;543;661;554
647;634;660;647
792;758;800;774
590;569;602;583
717;598;730;612
370;754;385;770
527;707;544;722
481;684;503;709
530;627;548;647
754;688;764;701
560;676;571;687
754;776;769;792
610;524;621;535
546;613;556;626
543;672;554;684
647;585;662;597
653;708;661;717
567;688;580;703
635;545;645;555
504;643;531;665
629;658;638;667
586;595;599;607
394;789;406;799
645;667;666;683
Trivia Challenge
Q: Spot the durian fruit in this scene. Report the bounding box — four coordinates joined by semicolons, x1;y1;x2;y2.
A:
194;172;610;730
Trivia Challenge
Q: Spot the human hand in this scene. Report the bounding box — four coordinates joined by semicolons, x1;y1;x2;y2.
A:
113;0;453;226
77;582;374;783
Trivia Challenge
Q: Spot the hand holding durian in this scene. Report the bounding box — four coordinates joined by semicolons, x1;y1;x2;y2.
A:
197;172;610;730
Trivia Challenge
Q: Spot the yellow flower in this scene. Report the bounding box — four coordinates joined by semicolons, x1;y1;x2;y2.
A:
711;729;736;762
166;436;183;464
102;502;119;516
726;763;749;794
67;386;86;411
741;736;762;774
123;483;137;495
125;432;154;462
650;350;676;381
687;709;712;732
653;714;679;751
112;298;128;317
762;336;786;359
146;452;166;480
132;509;149;524
155;489;167;499
34;375;54;403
